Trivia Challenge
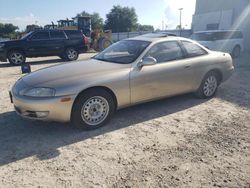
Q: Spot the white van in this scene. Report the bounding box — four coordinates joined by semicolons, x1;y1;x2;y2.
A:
191;30;244;58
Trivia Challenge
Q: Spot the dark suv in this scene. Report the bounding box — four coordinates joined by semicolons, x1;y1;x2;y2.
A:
0;30;89;66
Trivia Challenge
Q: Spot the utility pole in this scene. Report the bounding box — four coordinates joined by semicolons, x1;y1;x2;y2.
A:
179;8;183;36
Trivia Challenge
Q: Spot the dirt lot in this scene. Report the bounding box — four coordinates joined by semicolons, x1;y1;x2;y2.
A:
0;53;249;188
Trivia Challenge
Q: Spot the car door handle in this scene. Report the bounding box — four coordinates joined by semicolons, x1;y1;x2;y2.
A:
185;65;191;68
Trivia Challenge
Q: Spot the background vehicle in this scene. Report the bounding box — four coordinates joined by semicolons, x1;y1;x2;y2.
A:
191;30;244;58
46;16;113;52
0;29;89;66
10;36;234;130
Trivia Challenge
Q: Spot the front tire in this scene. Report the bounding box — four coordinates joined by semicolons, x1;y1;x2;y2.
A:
64;48;79;61
195;72;219;99
8;51;26;66
71;89;115;130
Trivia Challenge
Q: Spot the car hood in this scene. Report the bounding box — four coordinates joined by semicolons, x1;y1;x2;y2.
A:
22;59;131;86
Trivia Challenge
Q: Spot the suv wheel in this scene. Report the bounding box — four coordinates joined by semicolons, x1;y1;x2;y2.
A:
195;71;219;99
65;48;78;61
71;89;115;130
8;51;26;66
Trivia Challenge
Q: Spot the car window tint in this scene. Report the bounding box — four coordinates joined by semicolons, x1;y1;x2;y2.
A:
64;30;82;39
31;31;49;40
182;41;207;57
50;31;66;39
146;41;184;63
94;40;151;64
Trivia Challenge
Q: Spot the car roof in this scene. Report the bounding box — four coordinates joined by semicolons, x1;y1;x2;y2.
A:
194;30;242;34
125;35;189;43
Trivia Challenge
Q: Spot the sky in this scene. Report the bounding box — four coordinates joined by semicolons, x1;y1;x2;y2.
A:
0;0;196;31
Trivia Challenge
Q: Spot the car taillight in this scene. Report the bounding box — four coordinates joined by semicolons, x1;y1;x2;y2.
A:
83;37;89;44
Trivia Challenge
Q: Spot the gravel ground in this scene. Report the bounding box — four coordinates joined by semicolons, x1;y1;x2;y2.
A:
0;53;249;188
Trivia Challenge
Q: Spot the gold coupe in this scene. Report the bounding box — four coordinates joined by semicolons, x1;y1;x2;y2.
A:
10;34;234;129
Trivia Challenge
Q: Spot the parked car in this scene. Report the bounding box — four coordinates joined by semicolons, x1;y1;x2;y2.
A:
191;30;244;58
10;35;234;130
0;30;89;66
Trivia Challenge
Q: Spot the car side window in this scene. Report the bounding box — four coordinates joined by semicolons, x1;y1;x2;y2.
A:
181;41;207;58
31;31;50;40
50;31;66;39
146;41;184;63
64;30;82;39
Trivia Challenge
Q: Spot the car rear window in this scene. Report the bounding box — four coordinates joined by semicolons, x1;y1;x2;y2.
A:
50;30;66;39
64;30;83;39
182;41;207;58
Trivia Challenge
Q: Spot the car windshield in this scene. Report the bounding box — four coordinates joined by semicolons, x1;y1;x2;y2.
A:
21;32;33;39
93;40;151;64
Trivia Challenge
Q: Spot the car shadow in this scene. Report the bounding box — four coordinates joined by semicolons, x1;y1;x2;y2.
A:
217;53;250;109
0;94;208;166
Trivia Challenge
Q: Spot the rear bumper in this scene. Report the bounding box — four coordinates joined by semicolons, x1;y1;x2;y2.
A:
222;66;234;82
77;45;88;53
11;91;77;123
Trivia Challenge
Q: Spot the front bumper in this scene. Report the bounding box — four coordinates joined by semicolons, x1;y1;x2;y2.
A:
11;91;77;123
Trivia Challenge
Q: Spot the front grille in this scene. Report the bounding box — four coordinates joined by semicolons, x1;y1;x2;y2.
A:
14;106;38;118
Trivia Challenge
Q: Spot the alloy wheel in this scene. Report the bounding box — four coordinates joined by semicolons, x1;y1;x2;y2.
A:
10;52;24;65
203;75;218;97
67;49;77;60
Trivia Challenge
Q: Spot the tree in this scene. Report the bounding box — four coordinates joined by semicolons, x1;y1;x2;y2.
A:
77;11;104;30
104;5;138;32
0;23;19;38
138;24;154;31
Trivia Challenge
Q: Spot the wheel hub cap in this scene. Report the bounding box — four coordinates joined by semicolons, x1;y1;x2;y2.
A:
203;76;217;97
67;50;77;59
11;53;24;64
81;96;109;126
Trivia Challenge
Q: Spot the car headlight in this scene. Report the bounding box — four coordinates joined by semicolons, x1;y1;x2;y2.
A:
22;88;56;97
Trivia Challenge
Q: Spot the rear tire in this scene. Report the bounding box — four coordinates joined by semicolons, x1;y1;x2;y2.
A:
232;46;241;58
98;37;112;51
71;89;115;130
195;71;219;99
8;50;26;66
64;48;79;61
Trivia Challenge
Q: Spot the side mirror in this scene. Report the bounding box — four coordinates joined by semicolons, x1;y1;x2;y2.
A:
139;57;157;68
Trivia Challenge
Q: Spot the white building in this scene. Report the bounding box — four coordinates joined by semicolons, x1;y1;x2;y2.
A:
192;0;250;49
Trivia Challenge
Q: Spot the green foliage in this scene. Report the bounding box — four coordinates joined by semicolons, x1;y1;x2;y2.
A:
104;5;138;32
77;11;104;30
0;23;19;38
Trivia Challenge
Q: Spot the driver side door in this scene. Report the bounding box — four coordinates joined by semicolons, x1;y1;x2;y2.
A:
130;41;194;104
26;31;53;56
